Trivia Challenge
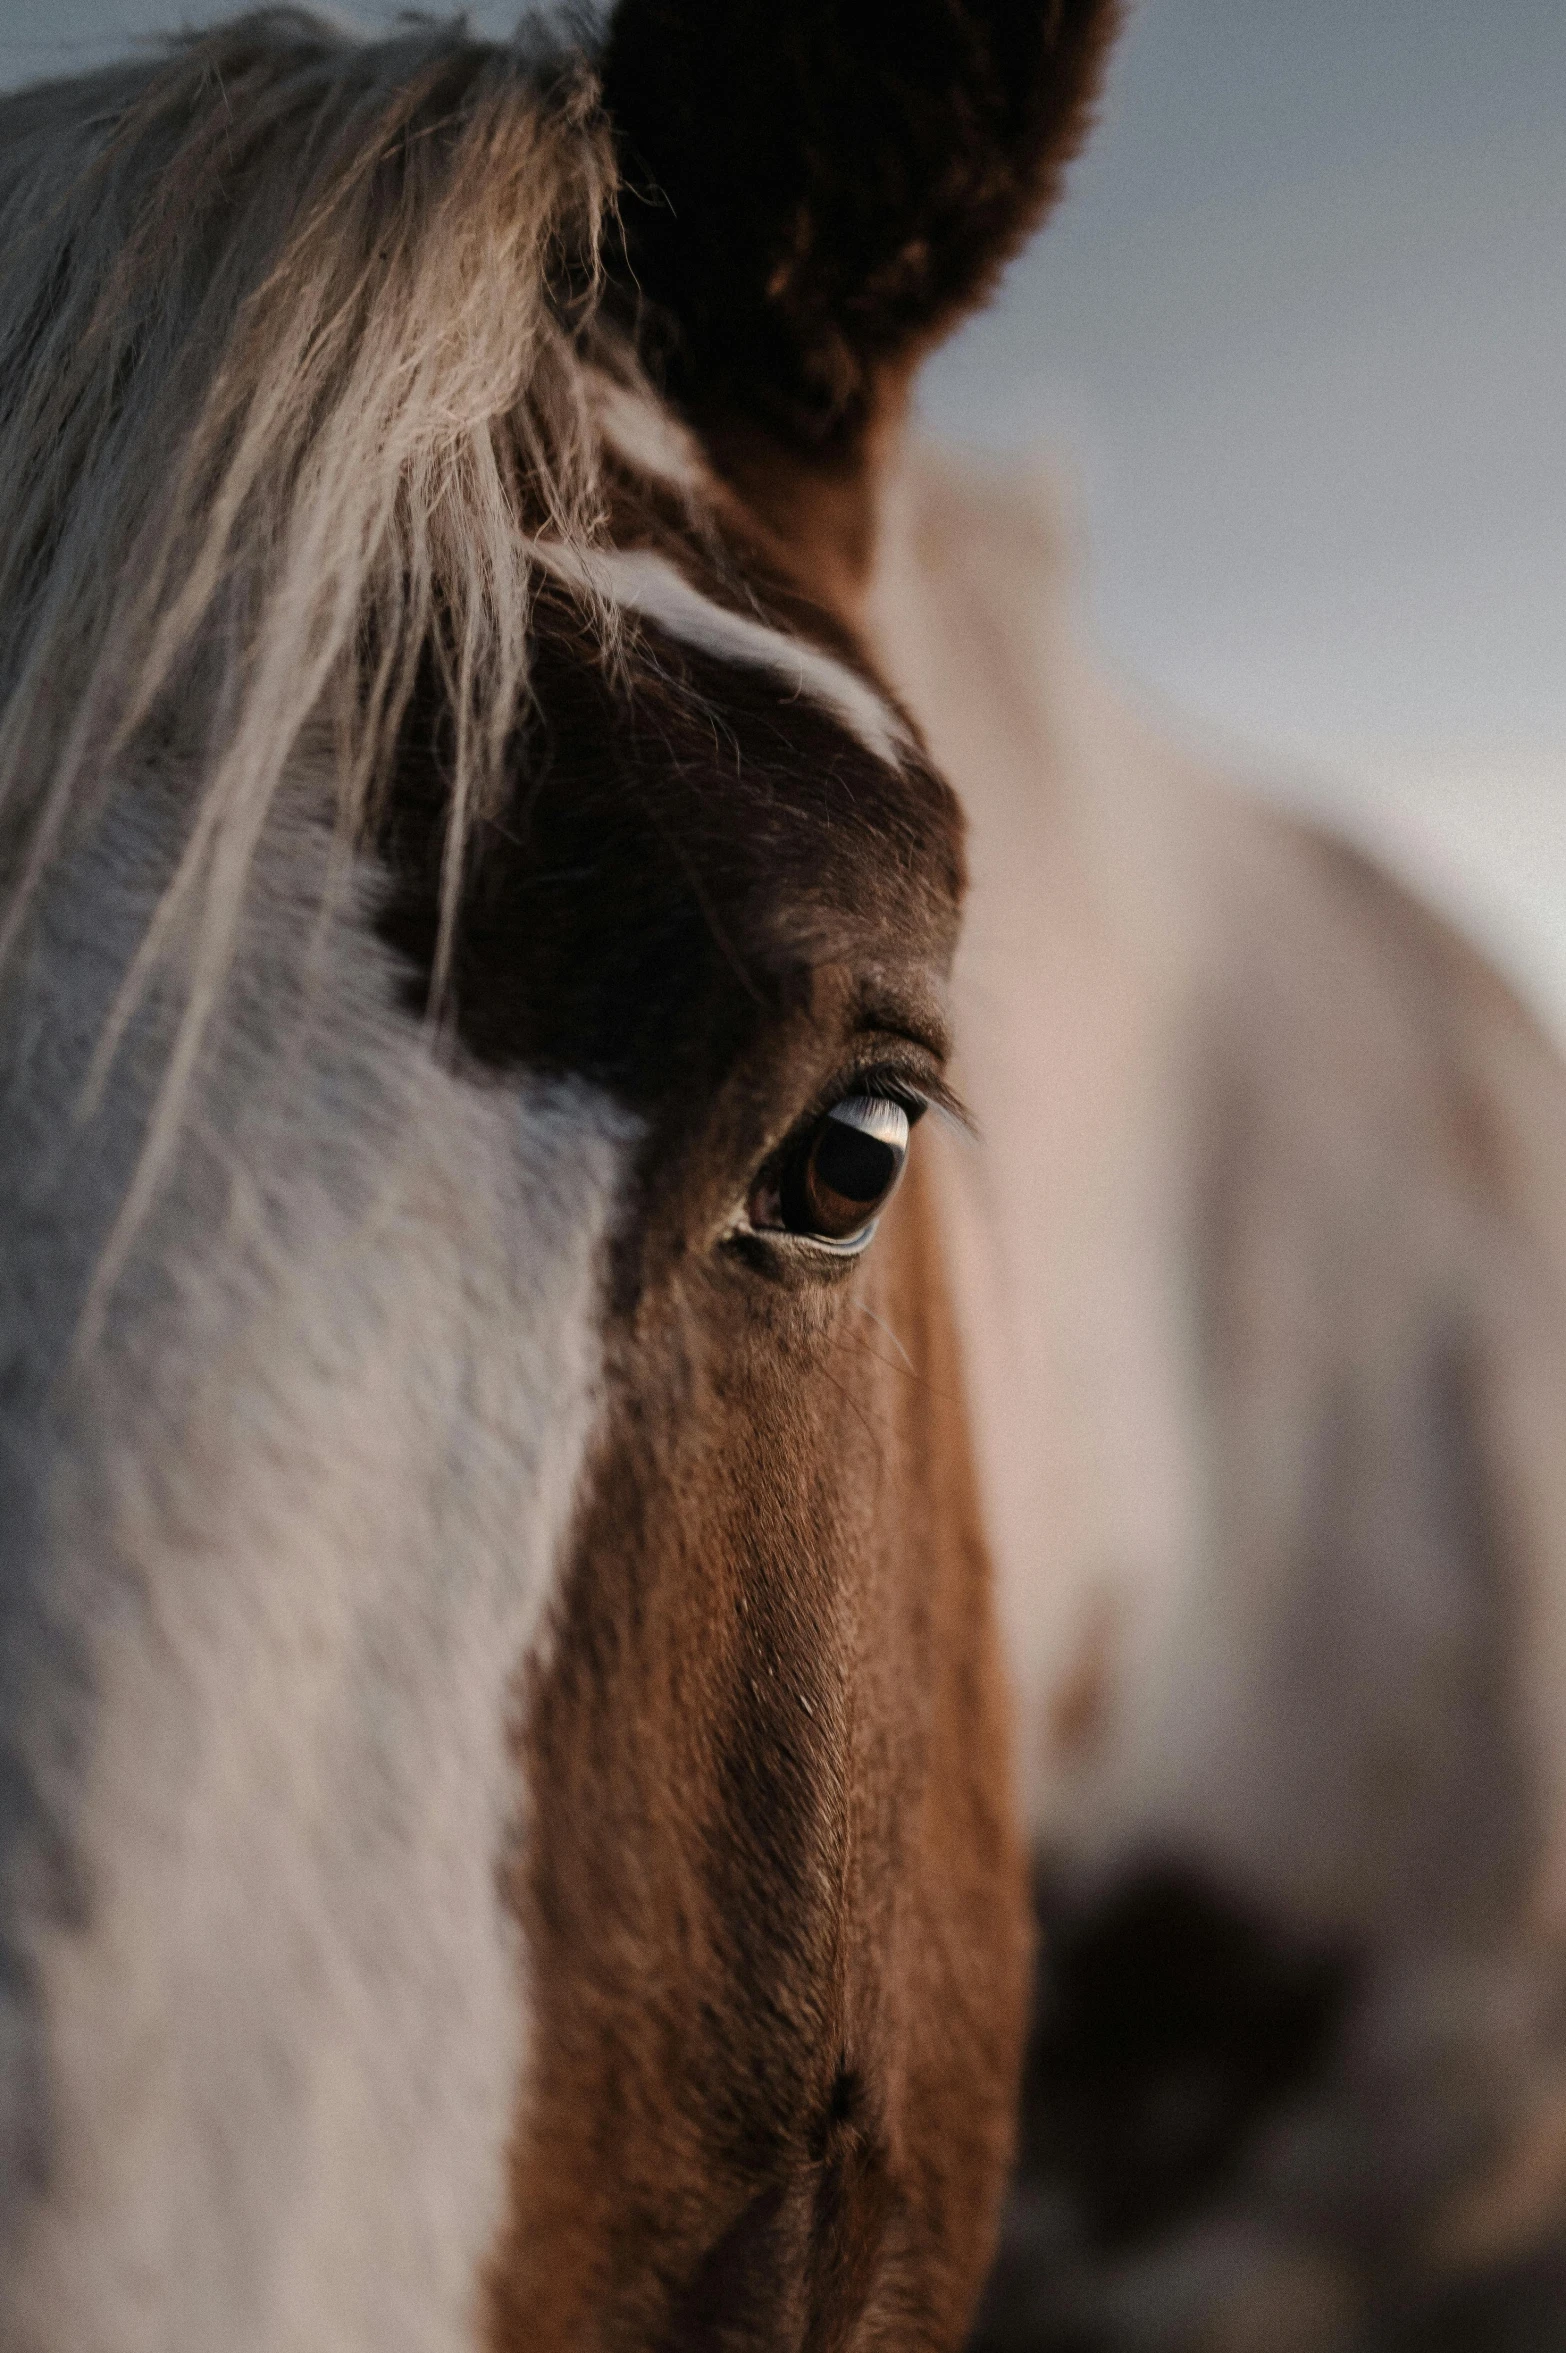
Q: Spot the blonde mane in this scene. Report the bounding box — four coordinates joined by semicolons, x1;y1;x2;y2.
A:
0;9;620;1291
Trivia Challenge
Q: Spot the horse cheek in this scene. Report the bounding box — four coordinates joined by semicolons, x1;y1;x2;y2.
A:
865;1147;1033;2335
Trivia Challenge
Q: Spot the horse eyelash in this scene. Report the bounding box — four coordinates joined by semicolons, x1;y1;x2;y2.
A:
851;1067;974;1140
919;1077;977;1139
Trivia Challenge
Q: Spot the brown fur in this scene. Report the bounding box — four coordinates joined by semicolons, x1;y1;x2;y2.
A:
492;1137;1028;2350
390;12;1130;2334
355;3;1131;2327
370;411;1037;2348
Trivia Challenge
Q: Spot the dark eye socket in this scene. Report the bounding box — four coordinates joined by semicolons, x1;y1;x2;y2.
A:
750;1094;916;1252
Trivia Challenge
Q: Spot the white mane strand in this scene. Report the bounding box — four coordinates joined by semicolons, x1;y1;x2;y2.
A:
0;12;618;1305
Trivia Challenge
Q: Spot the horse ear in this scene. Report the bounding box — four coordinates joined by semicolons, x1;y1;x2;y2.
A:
598;1;1121;477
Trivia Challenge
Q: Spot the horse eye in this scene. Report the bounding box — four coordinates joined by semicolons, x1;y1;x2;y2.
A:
753;1095;913;1252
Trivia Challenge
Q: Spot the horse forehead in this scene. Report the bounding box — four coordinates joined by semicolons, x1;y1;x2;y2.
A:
583;421;962;849
581;544;914;773
532;545;965;953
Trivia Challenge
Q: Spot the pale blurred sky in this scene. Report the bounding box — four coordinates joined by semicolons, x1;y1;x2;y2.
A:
3;0;1564;1019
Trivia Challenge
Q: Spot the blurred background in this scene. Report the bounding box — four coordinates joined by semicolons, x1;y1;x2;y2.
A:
3;0;1562;1030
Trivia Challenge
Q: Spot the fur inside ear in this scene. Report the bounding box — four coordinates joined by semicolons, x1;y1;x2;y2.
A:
599;0;1122;453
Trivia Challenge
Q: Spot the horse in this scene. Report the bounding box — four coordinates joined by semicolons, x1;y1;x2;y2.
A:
0;5;1122;2347
873;447;1566;2347
5;2;1566;2348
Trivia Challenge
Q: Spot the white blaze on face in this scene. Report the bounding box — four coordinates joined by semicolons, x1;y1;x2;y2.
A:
4;796;636;2353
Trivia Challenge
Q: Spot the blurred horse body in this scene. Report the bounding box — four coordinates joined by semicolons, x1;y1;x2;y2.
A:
875;447;1566;2346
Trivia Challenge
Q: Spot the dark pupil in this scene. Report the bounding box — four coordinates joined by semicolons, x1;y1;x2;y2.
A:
810;1121;897;1211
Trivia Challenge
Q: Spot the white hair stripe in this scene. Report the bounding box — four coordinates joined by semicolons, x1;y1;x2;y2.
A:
584;371;707;499
536;542;913;771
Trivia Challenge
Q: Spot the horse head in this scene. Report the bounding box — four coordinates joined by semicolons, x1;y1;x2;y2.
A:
0;6;1119;2347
